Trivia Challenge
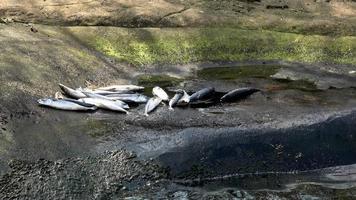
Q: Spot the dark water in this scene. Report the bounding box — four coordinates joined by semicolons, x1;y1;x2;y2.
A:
152;111;356;190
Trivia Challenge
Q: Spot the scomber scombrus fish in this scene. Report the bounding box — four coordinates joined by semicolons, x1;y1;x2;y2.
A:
59;83;86;99
38;98;97;111
169;90;184;110
97;85;144;92
144;97;162;116
80;98;129;113
152;86;169;101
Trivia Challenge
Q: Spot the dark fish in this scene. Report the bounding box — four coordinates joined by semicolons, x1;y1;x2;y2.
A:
169;90;184;110
189;87;215;102
220;88;260;102
176;90;190;106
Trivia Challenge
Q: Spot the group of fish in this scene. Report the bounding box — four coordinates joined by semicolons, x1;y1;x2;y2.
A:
38;83;260;116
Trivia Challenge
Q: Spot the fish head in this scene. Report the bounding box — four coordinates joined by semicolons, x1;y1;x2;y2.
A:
37;98;54;106
58;83;66;91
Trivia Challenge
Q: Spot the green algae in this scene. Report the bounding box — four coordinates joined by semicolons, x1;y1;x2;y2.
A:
197;65;281;80
66;27;356;66
274;79;319;92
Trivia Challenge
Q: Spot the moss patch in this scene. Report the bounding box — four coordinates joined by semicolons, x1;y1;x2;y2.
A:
274;79;319;92
66;27;356;66
197;65;281;80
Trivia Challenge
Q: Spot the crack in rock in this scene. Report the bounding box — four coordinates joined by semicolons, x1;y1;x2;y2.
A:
156;7;190;25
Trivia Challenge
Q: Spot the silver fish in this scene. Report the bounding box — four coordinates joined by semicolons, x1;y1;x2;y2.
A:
80;98;128;113
176;90;190;106
169;90;184;110
59;83;86;99
79;88;133;95
144;97;162;116
105;93;148;103
152;86;169;101
38;98;97;111
82;91;112;100
97;85;144;92
81;92;129;109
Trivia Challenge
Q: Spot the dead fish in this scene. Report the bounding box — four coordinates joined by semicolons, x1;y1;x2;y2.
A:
81;91;129;109
82;91;112;100
189;87;215;102
80;98;128;113
38;98;97;111
105;93;148;103
220;88;260;102
60;98;99;107
176;90;190;106
78;88;133;95
152;86;169;101
59;83;86;99
97;85;144;92
169;90;184;110
144;97;162;116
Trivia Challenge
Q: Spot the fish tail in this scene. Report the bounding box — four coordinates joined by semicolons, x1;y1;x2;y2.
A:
169;107;174;111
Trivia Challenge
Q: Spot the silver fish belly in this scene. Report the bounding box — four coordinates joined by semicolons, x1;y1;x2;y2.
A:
38;98;97;111
82;91;129;109
59;83;86;99
105;93;148;103
82;91;113;100
144;97;162;116
169;90;184;110
80;98;128;113
152;86;169;101
97;85;144;92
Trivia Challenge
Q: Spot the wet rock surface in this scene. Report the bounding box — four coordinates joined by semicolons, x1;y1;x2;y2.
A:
0;150;168;199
